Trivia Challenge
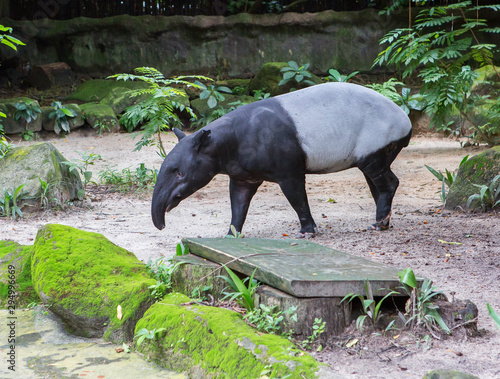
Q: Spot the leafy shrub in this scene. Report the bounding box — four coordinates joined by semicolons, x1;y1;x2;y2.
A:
325;68;358;83
48;101;76;134
13;100;41;125
195;81;233;109
279;61;316;88
373;2;500;140
109;67;208;157
367;78;423;115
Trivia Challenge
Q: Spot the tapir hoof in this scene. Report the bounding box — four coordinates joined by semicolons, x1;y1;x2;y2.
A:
296;232;316;239
369;213;391;231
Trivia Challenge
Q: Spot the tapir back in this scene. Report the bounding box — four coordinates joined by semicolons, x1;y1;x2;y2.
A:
274;83;412;174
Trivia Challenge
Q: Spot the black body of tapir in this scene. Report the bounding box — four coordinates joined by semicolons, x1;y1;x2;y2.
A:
151;82;412;237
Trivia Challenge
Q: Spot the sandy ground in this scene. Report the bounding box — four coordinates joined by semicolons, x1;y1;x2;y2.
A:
1;128;499;379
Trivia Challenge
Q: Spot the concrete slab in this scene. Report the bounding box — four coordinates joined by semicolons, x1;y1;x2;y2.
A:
182;238;414;298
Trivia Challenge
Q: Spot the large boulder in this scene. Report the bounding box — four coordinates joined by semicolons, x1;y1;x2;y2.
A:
446;147;500;210
0;97;42;135
31;224;156;342
0;241;38;309
135;293;331;378
0;143;83;211
248;62;323;96
41;103;85;133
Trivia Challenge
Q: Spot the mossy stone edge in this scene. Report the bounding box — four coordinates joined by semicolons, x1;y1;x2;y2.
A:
135;293;329;378
31;224;156;342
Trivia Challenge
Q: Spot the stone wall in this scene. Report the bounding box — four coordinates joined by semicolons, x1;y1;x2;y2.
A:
1;9;407;78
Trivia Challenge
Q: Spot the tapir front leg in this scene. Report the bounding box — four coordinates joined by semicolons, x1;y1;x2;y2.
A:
278;176;317;238
228;179;262;235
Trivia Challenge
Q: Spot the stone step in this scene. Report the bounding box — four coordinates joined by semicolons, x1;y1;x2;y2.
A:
182;238;414;298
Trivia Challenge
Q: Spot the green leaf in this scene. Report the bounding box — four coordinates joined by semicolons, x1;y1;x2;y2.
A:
207;96;217;109
287;61;299;70
398;268;418;289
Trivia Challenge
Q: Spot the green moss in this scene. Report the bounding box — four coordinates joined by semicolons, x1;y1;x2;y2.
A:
136;293;322;378
65;79;149;103
31;224;155;341
0;240;38;308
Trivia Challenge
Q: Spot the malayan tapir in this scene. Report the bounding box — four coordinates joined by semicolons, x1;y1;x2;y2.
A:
151;82;412;237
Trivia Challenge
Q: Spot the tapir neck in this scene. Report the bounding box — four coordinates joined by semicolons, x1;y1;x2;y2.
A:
204;120;239;176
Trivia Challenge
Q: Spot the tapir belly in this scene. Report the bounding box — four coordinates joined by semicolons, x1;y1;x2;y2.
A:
274;83;412;174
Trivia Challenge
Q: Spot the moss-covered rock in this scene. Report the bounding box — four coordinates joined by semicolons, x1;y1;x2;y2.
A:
65;79;149;104
248;62;323;96
446;147;500;210
0;241;38;309
190;94;257;117
80;103;120;133
31;224;156;342
423;369;479;379
0;97;43;135
135;293;329;378
0;143;83;211
41;104;85;133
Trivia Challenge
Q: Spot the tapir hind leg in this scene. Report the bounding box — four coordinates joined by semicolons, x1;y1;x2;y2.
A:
278;176;317;237
364;169;399;230
358;136;408;231
228;179;262;235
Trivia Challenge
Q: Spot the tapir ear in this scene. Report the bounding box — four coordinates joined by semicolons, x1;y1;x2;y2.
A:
173;128;186;141
193;129;211;152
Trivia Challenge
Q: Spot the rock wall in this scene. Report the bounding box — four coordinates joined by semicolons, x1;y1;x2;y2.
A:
1;9;408;78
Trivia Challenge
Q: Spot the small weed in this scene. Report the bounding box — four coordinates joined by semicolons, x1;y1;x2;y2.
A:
0;137;13;159
467;174;500;211
341;281;399;332
398;268;450;337
20;129;36;141
146;242;187;300
219;267;258;311
38;177;57;210
487;303;500;330
300;318;326;351
225;225;244;238
61;151;102;198
0;184;30;220
98;163;157;192
190;285;211;301
134;327;166;346
253;90;271;100
425;155;469;203
245;304;297;335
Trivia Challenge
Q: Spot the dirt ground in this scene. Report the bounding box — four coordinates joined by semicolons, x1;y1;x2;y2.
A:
1;128;499;379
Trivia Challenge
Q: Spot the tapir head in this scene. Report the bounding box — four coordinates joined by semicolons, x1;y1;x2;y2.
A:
151;128;217;230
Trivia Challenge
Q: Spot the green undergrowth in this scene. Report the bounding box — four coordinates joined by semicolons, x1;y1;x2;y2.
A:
135;293;322;378
31;224;155;340
0;241;38;308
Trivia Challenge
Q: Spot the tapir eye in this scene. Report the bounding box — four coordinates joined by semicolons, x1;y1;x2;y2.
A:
176;171;184;178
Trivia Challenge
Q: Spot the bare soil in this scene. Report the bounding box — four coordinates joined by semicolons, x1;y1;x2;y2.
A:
1;129;499;379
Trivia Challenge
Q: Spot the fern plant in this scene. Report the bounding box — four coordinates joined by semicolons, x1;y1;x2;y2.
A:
374;1;500;140
108;67;210;157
